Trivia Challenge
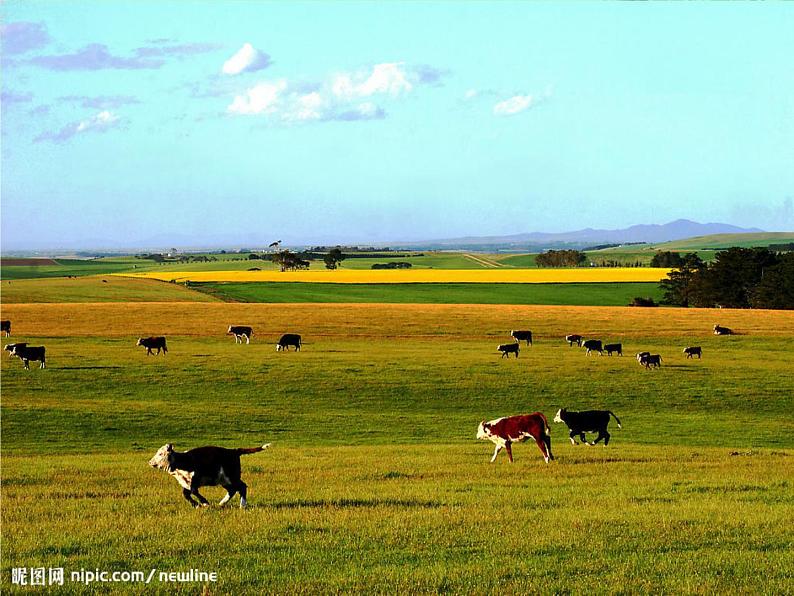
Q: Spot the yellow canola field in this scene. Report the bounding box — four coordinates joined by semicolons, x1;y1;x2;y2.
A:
120;268;672;284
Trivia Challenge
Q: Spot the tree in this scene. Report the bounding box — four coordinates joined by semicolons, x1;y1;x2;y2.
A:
750;253;794;309
536;250;587;267
323;248;345;270
650;251;684;268
659;253;705;307
271;249;309;272
693;247;779;308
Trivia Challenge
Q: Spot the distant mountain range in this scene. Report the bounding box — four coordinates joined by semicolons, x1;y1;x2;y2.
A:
393;220;764;250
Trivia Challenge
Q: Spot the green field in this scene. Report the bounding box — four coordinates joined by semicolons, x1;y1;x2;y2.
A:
652;232;794;251
196;281;664;306
2;303;792;593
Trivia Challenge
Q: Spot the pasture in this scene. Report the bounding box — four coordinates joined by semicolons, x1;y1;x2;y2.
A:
2;303;792;593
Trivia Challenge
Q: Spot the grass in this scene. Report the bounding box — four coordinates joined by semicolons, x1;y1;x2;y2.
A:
195;281;665;306
2;303;792;593
652;232;794;250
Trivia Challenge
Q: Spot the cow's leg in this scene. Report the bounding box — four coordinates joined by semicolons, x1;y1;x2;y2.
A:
245;335;250;344
504;441;514;463
219;484;237;506
237;481;248;508
191;488;210;507
23;359;30;370
182;488;199;507
544;435;554;460
533;436;550;463
490;443;503;463
581;432;594;446
569;430;578;445
40;360;45;369
603;430;611;446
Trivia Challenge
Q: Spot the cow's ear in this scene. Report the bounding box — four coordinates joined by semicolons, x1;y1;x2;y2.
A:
166;443;173;452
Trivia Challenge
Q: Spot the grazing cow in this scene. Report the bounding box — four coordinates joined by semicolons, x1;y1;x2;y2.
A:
683;346;702;359
497;342;520;358
604;343;623;356
1;320;10;337
565;334;583;347
276;333;301;351
510;330;533;346
636;351;650;362
137;336;168;355
149;443;271;508
11;345;46;369
4;342;26;357
476;413;554;463
638;353;662;369
713;324;734;336
553;408;622;446
582;339;603;356
227;325;253;344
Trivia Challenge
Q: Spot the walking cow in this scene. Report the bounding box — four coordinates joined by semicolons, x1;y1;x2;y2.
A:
476;413;554;463
604;343;622;356
565;334;583;347
582;339;603;356
497;343;520;358
510;330;532;346
554;408;622;446
137;337;168;356
228;325;253;344
683;346;702;359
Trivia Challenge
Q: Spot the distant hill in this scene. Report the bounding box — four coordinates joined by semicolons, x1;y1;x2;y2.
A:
651;232;794;251
394;220;764;250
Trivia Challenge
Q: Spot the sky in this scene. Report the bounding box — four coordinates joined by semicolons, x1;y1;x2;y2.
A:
1;1;793;250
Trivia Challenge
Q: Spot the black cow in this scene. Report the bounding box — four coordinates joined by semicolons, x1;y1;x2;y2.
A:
4;342;26;357
638;353;662;369
11;345;46;369
1;320;10;337
510;330;532;346
713;324;734;336
683;346;702;359
565;334;583;347
228;325;253;344
554;408;622;446
582;339;603;355
137;336;168;355
497;343;520;358
276;333;301;351
604;343;622;356
149;443;271;508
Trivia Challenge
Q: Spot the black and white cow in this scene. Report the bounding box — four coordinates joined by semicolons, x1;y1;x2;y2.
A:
497;342;520;358
276;333;301;351
683;346;702;359
11;345;46;369
4;342;26;357
510;330;532;346
554;408;622;446
149;443;271;508
713;324;734;336
582;339;603;355
228;325;253;344
565;334;583;347
1;320;10;337
137;336;168;355
604;343;622;356
638;353;662;369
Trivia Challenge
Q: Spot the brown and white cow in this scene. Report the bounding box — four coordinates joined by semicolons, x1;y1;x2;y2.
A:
476;413;554;463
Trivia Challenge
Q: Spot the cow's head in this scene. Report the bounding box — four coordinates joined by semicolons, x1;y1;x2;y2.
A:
275;344;282;351
136;338;144;346
553;408;566;423
148;443;174;471
476;421;492;440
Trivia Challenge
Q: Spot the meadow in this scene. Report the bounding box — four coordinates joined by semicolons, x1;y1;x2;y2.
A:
2;302;792;593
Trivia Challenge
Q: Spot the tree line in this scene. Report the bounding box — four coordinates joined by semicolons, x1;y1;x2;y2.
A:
535;250;587;267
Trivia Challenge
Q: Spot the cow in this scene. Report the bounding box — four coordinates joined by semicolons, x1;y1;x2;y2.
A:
713;324;734;336
604;343;622;356
137;336;168;355
476;413;554;463
553;408;622;446
149;443;271;508
565;334;583;347
510;330;532;346
582;339;603;356
497;342;520;358
228;325;253;344
683;346;702;359
1;320;10;337
4;342;26;357
11;345;46;369
638;353;662;369
276;333;301;351
636;351;651;362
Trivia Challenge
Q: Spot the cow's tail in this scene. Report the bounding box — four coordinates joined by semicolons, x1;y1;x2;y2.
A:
237;443;272;455
537;412;552;436
608;411;622;429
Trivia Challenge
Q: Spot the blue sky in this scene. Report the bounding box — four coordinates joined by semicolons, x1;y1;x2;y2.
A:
2;1;793;250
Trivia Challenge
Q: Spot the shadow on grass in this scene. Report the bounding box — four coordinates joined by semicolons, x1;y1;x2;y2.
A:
270;498;443;509
57;366;123;370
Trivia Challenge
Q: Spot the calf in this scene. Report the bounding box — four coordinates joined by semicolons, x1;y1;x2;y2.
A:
476;413;553;463
582;339;603;356
228;325;253;344
1;320;10;336
137;336;167;355
638;353;662;369
276;333;301;351
510;330;532;346
636;351;650;362
683;346;702;359
11;345;46;369
565;334;583;347
553;408;621;446
149;443;271;508
604;343;622;356
497;342;520;358
713;324;734;336
4;342;26;357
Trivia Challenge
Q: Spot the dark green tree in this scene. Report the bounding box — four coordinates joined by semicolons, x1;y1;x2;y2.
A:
750;252;794;309
650;251;684;268
659;252;705;307
324;248;345;270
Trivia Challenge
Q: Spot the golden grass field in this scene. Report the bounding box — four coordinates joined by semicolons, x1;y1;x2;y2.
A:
120;267;672;284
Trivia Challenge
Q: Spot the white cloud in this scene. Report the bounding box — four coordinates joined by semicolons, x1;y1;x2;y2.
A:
227;80;287;114
289;92;323;121
34;110;122;143
331;63;413;99
463;89;479;100
493;94;534;116
222;43;271;75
